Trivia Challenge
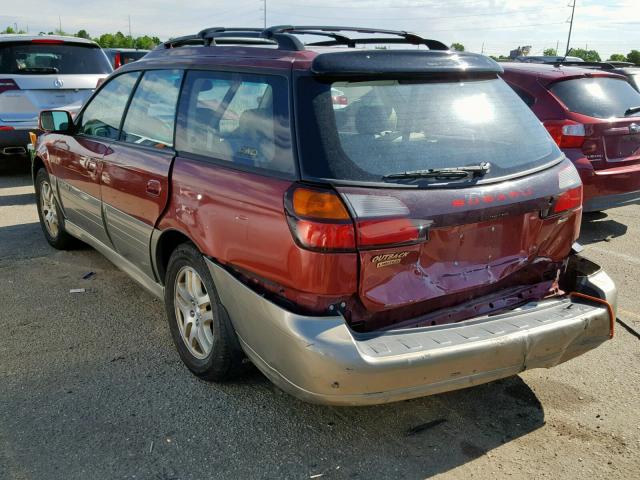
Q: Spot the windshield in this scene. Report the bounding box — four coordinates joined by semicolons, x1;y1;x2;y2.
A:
549;77;640;118
0;42;112;74
296;76;560;184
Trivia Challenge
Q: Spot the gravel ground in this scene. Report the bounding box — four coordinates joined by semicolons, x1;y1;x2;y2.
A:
1;163;639;480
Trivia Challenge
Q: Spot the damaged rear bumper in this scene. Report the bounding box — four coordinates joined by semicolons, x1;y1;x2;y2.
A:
205;257;616;406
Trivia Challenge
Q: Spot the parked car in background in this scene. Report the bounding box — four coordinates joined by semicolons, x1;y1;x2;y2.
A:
510;58;640;93
103;48;150;69
32;26;616;406
502;63;640;212
514;55;584;63
0;35;111;162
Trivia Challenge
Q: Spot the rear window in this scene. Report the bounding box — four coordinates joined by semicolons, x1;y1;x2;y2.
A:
0;42;111;75
297;76;560;184
549;77;640;118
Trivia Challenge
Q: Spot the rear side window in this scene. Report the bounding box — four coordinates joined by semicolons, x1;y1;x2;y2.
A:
509;84;536;108
0;42;111;74
549;77;640;118
78;72;139;139
176;70;294;175
121;70;183;149
296;77;560;184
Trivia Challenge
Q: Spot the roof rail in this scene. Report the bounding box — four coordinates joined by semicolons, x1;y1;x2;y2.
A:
552;60;616;70
162;25;448;51
265;25;448;50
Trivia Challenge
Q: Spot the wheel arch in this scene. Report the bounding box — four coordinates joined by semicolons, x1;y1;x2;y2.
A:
153;228;197;285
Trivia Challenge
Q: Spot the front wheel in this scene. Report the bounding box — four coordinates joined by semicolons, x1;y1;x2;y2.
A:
35;168;75;250
164;243;244;381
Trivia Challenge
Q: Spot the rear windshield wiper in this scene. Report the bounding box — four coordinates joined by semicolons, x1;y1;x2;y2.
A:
383;162;491;180
624;106;640;117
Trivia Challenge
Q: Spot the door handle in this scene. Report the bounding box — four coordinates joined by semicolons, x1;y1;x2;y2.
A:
86;160;97;172
146;179;162;196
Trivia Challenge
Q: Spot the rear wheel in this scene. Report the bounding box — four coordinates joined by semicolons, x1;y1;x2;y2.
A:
35;168;75;249
164;243;243;380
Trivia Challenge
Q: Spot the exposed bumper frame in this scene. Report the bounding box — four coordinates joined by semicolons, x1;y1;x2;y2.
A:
206;258;616;406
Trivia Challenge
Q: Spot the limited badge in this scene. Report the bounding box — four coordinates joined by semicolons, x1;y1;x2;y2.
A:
371;251;410;268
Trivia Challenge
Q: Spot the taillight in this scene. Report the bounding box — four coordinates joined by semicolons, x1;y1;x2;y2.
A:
332;94;348;106
114;52;122;69
285;186;356;252
544;120;586;148
553;164;583;214
0;79;20;95
0;126;15;131
343;193;431;249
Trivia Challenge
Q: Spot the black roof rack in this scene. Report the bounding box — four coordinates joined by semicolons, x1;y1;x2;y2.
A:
162;25;448;52
551;60;617;70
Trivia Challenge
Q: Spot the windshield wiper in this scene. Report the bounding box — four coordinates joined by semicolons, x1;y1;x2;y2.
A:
383;162;491;180
624;106;640;117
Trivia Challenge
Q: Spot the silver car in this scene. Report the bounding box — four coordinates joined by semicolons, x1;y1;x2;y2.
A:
0;35;112;159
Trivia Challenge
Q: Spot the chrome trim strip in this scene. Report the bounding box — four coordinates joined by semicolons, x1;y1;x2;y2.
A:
103;203;155;278
65;220;164;299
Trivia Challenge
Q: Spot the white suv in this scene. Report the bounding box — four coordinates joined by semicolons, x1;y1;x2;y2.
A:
0;35;112;160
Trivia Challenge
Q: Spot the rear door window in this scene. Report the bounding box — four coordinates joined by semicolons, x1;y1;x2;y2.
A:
120;69;183;148
549;77;640;118
77;72;140;139
0;42;111;74
296;77;561;184
176;70;294;175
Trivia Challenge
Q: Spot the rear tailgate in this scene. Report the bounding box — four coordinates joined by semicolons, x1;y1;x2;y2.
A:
0;75;103;122
336;160;582;325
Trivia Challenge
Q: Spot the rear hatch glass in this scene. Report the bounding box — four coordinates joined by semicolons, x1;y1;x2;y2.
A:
0;41;111;75
296;76;561;184
549;77;640;118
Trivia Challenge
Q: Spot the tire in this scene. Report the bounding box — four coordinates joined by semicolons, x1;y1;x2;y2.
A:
164;242;244;381
35;168;75;250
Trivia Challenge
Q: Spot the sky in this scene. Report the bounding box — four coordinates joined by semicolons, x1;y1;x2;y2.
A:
1;0;639;59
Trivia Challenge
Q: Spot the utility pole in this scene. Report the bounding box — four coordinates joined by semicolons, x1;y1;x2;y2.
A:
481;41;485;54
556;40;559;54
565;0;576;56
128;15;132;38
263;0;267;29
58;16;62;34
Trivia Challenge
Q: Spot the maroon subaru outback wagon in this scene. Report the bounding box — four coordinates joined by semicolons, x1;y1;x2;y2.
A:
32;27;617;405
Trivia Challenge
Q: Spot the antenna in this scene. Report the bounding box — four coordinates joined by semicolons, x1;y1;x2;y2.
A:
565;0;576;57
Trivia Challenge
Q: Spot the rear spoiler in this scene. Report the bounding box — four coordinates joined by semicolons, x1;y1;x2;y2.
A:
311;50;502;79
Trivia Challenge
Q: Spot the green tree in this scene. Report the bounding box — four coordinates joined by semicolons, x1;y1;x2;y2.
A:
543;48;557;56
568;48;601;62
607;53;627;62
627;50;640;65
450;42;464;52
2;26;26;34
76;29;91;39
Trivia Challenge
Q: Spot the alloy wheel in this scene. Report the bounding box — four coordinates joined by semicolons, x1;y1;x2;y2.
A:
174;266;214;359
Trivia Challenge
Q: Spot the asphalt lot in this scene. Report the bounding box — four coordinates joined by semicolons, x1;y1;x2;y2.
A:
1;161;639;480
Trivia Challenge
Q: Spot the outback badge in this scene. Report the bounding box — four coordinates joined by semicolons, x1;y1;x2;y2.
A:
371;251;410;268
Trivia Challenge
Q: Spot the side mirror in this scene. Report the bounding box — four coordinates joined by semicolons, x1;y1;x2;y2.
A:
39;110;73;133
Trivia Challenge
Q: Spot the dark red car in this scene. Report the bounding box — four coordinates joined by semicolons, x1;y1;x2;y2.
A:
31;27;616;405
501;63;640;212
